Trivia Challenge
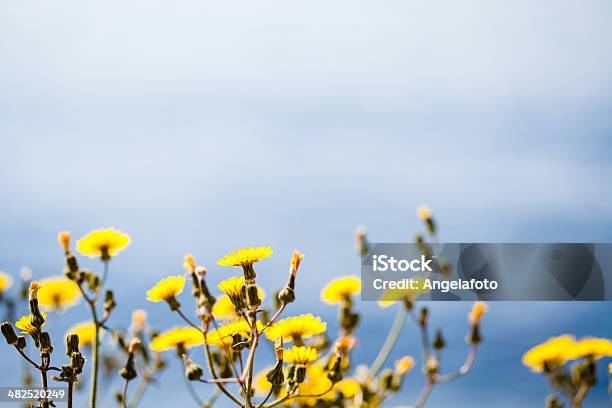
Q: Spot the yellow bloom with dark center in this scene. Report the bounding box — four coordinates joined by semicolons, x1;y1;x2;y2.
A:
395;356;415;375
16;311;46;335
217;246;273;268
149;326;204;352
205;319;262;347
522;335;577;372
320;276;361;304
77;227;131;259
37;276;81;311
377;278;429;308
146;276;185;302
469;302;488;325
566;337;612;360
67;321;98;346
264;314;327;343
284;346;319;365
0;271;14;293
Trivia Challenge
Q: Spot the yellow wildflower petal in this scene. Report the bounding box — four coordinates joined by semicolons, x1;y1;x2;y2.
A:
284;346;319;365
15;311;46;335
37;277;81;311
264;314;327;343
395;356;415;375
0;271;14;293
469;302;488;325
522;335;577;373
320;276;361;305
149;326;204;352
217;246;273;267
66;321;98;346
77;227;131;259
212;295;237;319
146;276;185;302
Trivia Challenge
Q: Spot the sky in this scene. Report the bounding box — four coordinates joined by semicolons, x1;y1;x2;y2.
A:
1;1;612;406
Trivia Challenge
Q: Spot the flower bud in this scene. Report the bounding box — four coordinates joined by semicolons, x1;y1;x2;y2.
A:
39;332;53;353
65;254;80;279
128;338;141;354
104;290;116;313
1;322;18;345
433;329;445;350
379;369;394;391
16;336;26;349
467;325;482;345
294;365;307;384
70;352;85;373
394;356;414;376
66;334;80;355
119;354;137;381
182;355;203;381
356;226;368;256
468;302;488;326
58;231;71;254
245;283;261;309
327;355;343;384
274;338;284;361
265;360;285;385
419;307;428;328
183;254;197;274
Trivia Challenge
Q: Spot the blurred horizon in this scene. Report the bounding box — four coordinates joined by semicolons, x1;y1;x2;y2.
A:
2;0;612;406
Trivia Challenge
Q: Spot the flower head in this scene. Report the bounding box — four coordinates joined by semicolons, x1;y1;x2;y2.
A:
566;337;612;360
16;311;46;335
377;278;429;308
417;205;432;221
183;254;197;273
320;276;361;304
212;295;238;319
217;246;273;268
469;302;488;325
146;276;185;303
522;335;577;372
284;346;319;365
0;271;14;294
29;280;41;301
265;314;327;343
149;326;204;352
77;227;131;260
395;356;415;375
218;276;245;300
58;231;71;253
67;321;98;346
290;250;304;277
205;319;262;347
37;277;81;311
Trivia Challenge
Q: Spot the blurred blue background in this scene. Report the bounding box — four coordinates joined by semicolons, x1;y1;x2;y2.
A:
1;0;612;406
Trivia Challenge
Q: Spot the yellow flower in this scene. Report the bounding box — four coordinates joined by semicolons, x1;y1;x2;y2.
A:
183;254;197;273
77;227;131;260
0;271;14;293
206;319;262;347
377;278;429;308
265;314;327;343
212;295;238;319
335;378;360;398
146;276;185;302
29;280;41;301
417;205;432;220
218;276;245;299
395;356;415;375
320;276;361;304
295;365;335;405
469;302;488;325
284;346;319;365
522;335;577;372
149;326;204;352
67;321;98;346
566;337;612;360
217;246;273;268
15;311;46;335
37;277;81;311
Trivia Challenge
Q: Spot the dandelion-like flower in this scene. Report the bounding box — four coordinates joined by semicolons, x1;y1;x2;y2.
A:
206;319;262;347
37;276;82;311
217;246;273;268
212;295;238;319
377;278;429;308
395;356;415;375
146;276;185;306
15;311;46;335
265;314;327;343
284;346;319;365
320;276;361;304
67;321;98;346
469;302;488;325
0;271;14;294
565;337;612;360
218;276;245;300
149;326;204;352
522;335;578;372
77;227;131;260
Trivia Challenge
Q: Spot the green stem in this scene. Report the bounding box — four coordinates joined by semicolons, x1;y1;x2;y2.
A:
121;379;129;408
184;375;204;407
88;302;100;408
68;381;74;408
40;366;49;408
203;334;243;407
369;307;407;376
